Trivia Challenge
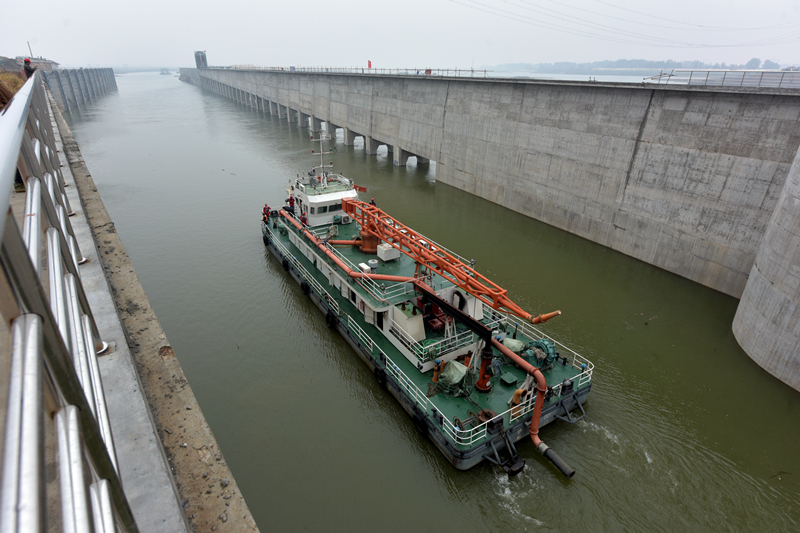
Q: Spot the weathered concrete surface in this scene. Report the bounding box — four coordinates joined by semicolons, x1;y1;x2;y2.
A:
182;68;800;390
183;68;800;300
53;97;259;532
733;146;800;391
43;68;117;113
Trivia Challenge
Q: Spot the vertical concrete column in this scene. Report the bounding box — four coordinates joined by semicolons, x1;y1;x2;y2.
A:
89;70;100;96
67;71;80;105
343;128;356;146
325;121;335;137
278;104;286;118
299;112;310;128
365;136;379;155
393;145;410;166
85;69;95;99
54;71;71;113
96;70;106;93
311;116;323;134
733;146;800;392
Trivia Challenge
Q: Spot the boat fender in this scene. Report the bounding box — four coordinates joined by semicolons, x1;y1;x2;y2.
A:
412;411;429;437
301;280;310;295
374;366;386;386
282;258;290;271
325;310;337;329
263;234;270;246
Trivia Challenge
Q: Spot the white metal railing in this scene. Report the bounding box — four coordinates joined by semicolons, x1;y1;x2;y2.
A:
0;73;138;532
389;318;476;363
480;302;594;388
266;223;340;314
346;316;374;352
385;359;429;408
645;69;800;89
222;66;492;78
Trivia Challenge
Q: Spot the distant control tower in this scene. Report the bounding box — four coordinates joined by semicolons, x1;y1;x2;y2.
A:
194;51;208;68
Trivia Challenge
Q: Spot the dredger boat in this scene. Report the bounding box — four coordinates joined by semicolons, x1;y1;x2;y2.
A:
260;134;593;477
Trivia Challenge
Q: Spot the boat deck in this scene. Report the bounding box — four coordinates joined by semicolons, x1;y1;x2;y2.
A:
267;214;591;450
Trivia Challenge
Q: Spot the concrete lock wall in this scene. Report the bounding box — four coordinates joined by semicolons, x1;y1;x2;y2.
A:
180;68;800;390
733;147;800;391
43;68;117;113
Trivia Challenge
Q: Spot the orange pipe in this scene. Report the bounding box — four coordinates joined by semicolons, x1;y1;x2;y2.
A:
490;337;547;444
491;337;575;478
280;210;414;283
327;240;360;245
531;310;562;324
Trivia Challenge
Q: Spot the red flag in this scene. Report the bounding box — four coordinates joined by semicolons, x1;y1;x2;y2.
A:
368;60;372;69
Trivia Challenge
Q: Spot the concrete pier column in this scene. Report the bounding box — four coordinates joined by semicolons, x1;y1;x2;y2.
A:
311;116;323;134
278;104;287;119
393;145;410;166
343;128;356;146
365;136;379;155
416;156;430;164
269;101;277;115
733;146;800;392
325;121;335;137
300;112;310;128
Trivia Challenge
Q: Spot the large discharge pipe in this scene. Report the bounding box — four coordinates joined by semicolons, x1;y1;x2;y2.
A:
491;337;576;479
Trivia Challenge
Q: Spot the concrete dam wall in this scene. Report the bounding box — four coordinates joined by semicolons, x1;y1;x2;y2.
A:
181;67;800;391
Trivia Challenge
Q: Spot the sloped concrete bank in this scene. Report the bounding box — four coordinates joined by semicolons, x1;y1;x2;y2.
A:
52;98;259;532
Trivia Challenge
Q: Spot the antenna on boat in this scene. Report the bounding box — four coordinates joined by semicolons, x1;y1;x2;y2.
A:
310;130;334;178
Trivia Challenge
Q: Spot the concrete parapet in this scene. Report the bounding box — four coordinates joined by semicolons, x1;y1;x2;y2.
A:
733;146;800;391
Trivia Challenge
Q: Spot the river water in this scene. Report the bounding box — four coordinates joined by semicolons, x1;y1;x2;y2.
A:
65;72;800;532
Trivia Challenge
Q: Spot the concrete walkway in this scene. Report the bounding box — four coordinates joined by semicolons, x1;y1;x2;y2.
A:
48;95;191;533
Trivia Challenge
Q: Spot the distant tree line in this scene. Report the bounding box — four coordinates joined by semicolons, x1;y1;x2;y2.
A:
494;58;785;73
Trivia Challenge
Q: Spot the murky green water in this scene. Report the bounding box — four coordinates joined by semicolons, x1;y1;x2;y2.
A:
66;72;800;532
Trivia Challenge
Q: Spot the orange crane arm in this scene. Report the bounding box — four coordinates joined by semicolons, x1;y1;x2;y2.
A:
342;199;560;324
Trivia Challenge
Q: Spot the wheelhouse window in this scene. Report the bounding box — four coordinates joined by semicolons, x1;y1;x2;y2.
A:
329;203;342;212
318;206;328;214
310;207;316;214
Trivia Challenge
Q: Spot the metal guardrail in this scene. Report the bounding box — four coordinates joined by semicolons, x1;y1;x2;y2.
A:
223;66;492;78
0;73;138;532
645;69;800;89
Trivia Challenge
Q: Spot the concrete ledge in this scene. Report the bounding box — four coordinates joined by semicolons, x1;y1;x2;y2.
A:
51;95;259;532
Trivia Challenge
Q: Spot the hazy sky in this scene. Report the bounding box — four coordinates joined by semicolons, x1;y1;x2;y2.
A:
3;0;799;68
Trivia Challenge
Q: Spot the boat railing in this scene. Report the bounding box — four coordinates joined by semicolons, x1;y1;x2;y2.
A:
266;223;340;315
384;358;431;411
0;73;139;531
321;241;415;302
482;303;594;387
346;315;374;352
